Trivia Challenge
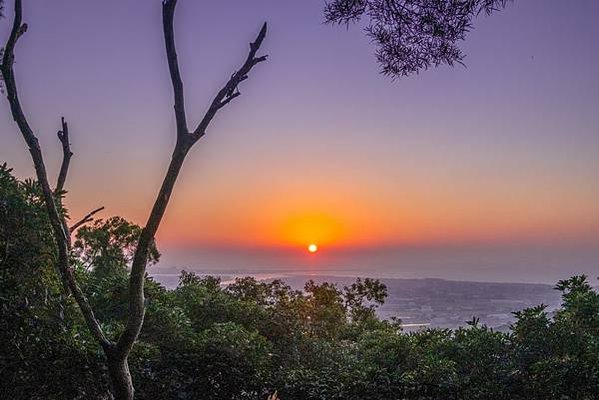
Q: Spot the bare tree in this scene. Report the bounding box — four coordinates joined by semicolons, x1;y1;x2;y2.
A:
324;0;511;77
1;0;267;398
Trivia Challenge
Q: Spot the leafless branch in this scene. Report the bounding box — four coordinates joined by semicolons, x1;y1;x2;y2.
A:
162;0;188;137
70;206;105;233
192;22;268;140
1;0;111;350
55;116;73;193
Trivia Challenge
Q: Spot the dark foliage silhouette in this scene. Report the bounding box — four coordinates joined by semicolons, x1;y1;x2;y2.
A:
325;0;511;77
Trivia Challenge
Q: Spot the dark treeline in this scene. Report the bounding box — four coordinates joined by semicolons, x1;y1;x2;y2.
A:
1;165;598;399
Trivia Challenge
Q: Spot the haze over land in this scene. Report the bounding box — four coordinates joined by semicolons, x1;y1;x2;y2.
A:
2;0;598;282
153;241;599;284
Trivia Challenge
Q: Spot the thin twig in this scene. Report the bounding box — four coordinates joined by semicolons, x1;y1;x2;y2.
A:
193;22;268;140
70;206;105;233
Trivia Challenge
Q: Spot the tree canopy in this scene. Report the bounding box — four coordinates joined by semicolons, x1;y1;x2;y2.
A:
325;0;511;77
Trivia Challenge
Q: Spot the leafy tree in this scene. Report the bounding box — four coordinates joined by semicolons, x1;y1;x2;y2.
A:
74;217;160;277
509;276;599;399
73;218;160;330
0;164;111;399
325;0;511;77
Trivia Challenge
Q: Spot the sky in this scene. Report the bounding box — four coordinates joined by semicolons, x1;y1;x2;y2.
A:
1;0;598;283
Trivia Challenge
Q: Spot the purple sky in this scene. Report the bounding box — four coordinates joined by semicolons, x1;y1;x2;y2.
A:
1;0;598;282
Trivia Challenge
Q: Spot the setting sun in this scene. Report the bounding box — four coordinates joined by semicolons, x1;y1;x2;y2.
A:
307;244;318;253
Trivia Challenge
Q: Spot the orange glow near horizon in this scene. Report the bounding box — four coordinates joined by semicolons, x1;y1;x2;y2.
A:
138;157;599;251
278;212;345;247
152;186;599;251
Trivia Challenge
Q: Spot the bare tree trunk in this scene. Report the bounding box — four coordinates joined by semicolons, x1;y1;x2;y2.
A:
107;350;135;400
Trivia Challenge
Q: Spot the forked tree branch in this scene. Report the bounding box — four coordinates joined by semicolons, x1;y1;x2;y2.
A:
1;0;111;350
192;22;268;140
70;206;105;233
116;0;268;355
55;116;73;193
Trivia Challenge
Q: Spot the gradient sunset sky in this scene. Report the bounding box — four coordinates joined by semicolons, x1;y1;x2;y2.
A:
1;0;598;282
